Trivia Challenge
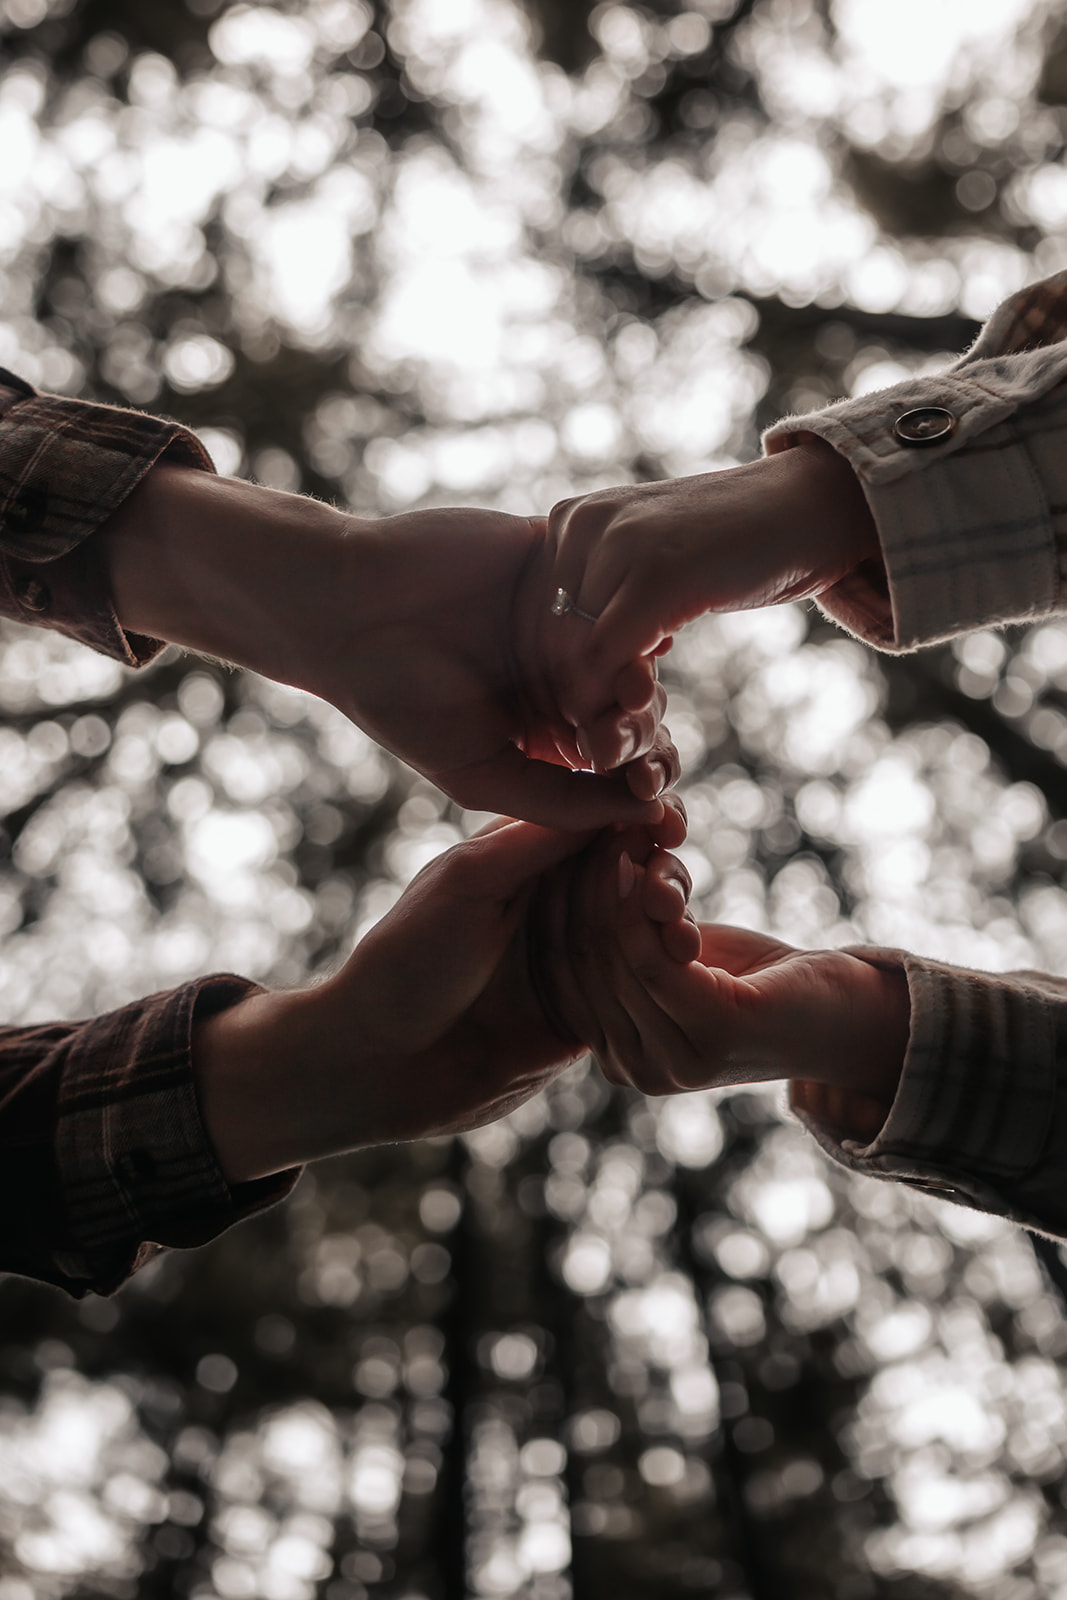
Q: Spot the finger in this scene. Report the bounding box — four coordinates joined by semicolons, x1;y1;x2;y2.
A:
580;680;668;774
564;574;688;727
469;815;514;838
642;847;702;962
456;816;596;900
696;923;797;975
573;836;649;1085
600;862;710;1093
662;913;702;965
625;728;680;806
646;790;688;851
612;914;747;1071
535;847;604;1052
614;655;658;714
590;566;692;664
593;1050;630;1089
643;848;692;924
441;744;667;832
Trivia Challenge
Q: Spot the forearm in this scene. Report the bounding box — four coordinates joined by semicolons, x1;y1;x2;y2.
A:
791;950;1067;1242
0;976;297;1297
99;463;364;701
191;986;354;1183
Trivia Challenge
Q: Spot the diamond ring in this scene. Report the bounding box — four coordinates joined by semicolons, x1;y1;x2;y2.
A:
551;587;598;622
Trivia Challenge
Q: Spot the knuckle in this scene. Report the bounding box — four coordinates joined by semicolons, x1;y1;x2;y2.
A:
665;792;687;825
631;955;664;988
548;494;579;530
668;858;693;898
632;1063;673;1098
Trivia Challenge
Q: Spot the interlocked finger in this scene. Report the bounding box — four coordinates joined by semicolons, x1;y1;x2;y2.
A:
572;834;649;1087
604;883;717;1092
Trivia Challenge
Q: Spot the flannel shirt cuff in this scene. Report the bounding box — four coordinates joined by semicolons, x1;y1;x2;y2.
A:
762;270;1067;651
0;369;215;666
791;949;1060;1232
764;380;1062;652
53;974;300;1297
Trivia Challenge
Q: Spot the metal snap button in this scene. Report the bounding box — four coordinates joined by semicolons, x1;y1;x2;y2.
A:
14;575;50;612
893;406;957;447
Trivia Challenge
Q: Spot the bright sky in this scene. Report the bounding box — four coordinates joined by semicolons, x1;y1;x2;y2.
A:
3;3;1067;1595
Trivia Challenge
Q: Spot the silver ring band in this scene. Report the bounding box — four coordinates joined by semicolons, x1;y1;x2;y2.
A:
551;587;597;623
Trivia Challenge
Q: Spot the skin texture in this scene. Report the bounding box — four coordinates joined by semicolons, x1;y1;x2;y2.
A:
100;465;679;831
193;804;691;1183
540;438;880;762
125;443;901;1170
195;812;908;1185
561;831;910;1143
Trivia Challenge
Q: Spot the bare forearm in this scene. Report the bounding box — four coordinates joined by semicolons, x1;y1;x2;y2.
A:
191;983;399;1183
788;957;911;1143
100;464;362;700
193;990;326;1183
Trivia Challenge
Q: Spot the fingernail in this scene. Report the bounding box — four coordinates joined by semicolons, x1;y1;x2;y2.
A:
575;726;592;766
666;869;691;905
648;758;669;798
618;721;639;765
618;852;635;899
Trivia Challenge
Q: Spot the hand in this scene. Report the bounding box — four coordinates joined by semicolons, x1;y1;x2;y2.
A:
194;818;597;1182
561;832;909;1140
326;504;680;828
102;468;681;831
540;440;880;761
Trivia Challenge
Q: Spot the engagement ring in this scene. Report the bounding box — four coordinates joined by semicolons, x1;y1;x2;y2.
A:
551;587;598;622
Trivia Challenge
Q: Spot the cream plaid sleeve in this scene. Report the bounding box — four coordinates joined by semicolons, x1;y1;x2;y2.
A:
763;270;1067;651
763;271;1067;1238
790;952;1067;1242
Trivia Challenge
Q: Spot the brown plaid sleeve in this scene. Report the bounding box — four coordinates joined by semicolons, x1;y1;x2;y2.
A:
791;951;1067;1242
763;270;1067;651
0;973;300;1297
0;367;215;666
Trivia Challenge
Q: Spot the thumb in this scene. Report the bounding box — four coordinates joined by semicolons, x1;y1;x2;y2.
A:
443;743;667;831
459;816;596;901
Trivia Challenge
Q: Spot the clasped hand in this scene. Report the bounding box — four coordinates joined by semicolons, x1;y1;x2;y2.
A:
195;803;909;1184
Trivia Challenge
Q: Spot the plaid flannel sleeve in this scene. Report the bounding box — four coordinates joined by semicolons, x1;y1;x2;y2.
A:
763;270;1067;650
0;374;299;1296
0;367;215;665
790;952;1067;1242
0;974;300;1298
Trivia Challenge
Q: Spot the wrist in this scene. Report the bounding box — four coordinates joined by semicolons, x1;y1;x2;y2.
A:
193;988;319;1183
101;464;359;698
791;954;909;1143
759;439;880;598
193;983;390;1182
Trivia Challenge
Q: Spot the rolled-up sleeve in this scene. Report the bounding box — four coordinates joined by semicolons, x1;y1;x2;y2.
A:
0;367;214;666
763;271;1067;651
0;974;300;1297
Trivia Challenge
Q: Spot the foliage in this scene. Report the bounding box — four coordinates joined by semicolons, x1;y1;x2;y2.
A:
4;2;1067;1598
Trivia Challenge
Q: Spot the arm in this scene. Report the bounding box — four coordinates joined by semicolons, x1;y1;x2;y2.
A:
191;819;595;1184
192;800;689;1184
0;974;298;1298
0;817;593;1296
541;271;1067;753
0;374;676;829
566;830;1067;1243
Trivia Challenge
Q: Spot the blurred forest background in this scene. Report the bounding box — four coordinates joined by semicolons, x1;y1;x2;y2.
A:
6;1;1067;1597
